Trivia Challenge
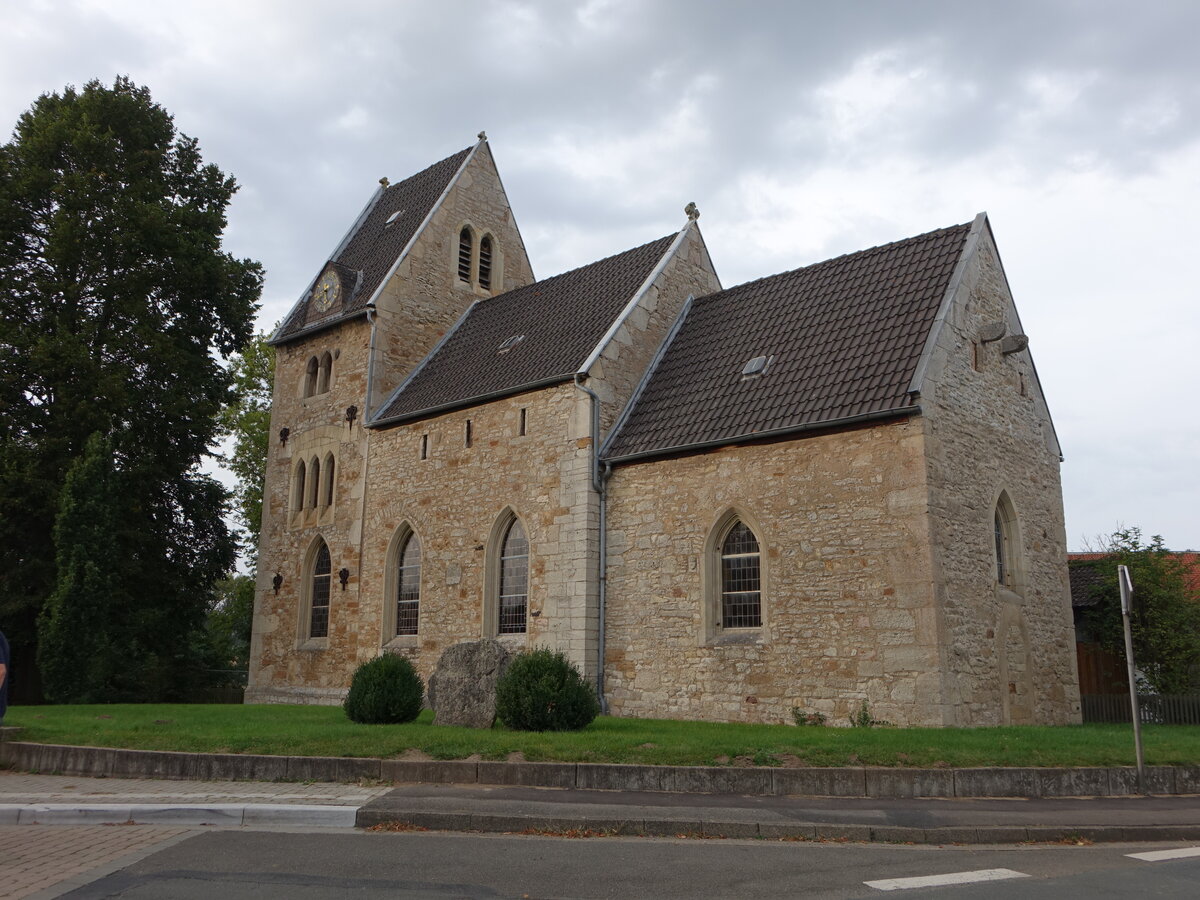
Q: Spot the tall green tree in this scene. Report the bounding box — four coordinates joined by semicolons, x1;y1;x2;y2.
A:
0;77;261;701
1076;527;1200;694
217;330;275;553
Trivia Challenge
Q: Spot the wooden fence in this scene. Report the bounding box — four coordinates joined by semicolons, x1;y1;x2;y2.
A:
1081;693;1200;725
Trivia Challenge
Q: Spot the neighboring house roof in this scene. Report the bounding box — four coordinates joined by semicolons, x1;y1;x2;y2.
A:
1068;551;1200;608
372;233;678;424
603;222;972;463
272;146;473;345
1068;561;1109;609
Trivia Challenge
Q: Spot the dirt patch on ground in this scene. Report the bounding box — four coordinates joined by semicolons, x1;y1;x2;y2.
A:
395;748;434;762
506;751;526;763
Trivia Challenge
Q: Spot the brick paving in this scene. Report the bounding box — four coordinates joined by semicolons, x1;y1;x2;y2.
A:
0;824;194;899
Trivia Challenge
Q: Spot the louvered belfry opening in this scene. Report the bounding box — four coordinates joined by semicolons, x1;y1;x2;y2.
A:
458;227;472;282
479;235;493;289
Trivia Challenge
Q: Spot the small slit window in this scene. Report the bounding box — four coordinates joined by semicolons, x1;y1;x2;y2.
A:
317;351;332;394
303;357;319;397
458;227;473;282
322;454;335;507
292;460;306;511
519;408;527;436
478;235;493;290
465;419;472;448
420;434;428;460
498;334;525;354
307;456;320;509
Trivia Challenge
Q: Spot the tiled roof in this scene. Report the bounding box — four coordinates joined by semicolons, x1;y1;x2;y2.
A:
603;223;972;462
1069;561;1108;608
273;146;473;343
374;234;678;423
1069;552;1200;606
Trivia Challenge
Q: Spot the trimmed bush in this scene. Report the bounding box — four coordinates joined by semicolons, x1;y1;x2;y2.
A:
344;653;424;724
495;648;600;732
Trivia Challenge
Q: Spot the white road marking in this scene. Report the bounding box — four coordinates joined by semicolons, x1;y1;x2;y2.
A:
865;868;1030;891
1126;846;1200;862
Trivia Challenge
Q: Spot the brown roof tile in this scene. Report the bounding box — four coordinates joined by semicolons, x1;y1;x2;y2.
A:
273;146;472;343
603;223;971;462
374;233;678;423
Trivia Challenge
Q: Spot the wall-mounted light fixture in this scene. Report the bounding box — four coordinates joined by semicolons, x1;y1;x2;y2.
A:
272;573;283;595
345;406;358;427
279;427;290;446
338;568;350;591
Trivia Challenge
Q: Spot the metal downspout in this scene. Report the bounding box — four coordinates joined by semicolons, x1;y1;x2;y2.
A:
573;374;608;712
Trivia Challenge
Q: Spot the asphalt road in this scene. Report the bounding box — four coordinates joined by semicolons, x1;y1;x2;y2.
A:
55;828;1200;899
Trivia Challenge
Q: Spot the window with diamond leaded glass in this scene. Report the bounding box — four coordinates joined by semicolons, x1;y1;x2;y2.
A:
720;520;761;628
309;540;331;638
396;531;420;636
498;518;528;634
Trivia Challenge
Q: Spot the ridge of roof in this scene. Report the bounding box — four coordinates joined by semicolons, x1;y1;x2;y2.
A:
371;232;678;426
602;221;973;463
272;142;476;345
578;218;699;376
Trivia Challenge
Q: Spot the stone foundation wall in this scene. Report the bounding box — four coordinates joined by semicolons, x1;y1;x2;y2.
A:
603;418;945;727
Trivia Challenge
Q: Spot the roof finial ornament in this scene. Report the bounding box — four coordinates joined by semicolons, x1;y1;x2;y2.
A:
685;201;700;221
477;130;487;141
379;176;390;188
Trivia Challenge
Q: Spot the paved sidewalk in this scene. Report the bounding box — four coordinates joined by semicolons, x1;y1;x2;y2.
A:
0;824;195;899
0;770;392;829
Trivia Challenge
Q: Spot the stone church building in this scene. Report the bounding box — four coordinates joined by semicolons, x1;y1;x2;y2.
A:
247;135;1082;727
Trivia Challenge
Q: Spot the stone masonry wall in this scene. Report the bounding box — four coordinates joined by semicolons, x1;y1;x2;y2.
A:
603;418;944;727
370;142;534;414
356;382;599;686
248;318;373;703
588;224;722;436
919;223;1080;726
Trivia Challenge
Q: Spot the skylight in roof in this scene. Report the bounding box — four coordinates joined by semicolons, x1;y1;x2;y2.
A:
497;334;526;355
385;209;405;226
741;355;773;378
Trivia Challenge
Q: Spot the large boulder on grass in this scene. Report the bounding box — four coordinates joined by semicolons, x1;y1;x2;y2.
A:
428;640;512;728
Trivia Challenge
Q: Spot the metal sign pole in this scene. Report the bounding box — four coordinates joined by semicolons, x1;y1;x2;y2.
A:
1119;565;1146;793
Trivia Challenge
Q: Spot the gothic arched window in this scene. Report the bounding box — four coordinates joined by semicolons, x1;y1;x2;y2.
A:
396;531;421;636
720;519;762;629
308;539;332;638
497;517;528;635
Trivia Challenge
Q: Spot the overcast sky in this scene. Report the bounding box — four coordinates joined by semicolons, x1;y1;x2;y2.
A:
5;0;1198;550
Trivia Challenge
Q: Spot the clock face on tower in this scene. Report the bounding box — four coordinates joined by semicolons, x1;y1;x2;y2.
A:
313;269;341;312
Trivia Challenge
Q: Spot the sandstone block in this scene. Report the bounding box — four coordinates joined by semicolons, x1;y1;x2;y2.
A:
428;639;512;728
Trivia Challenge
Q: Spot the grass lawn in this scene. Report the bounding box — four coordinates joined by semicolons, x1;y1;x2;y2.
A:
4;704;1199;768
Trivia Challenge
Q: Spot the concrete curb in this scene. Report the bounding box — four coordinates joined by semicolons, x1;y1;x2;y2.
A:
0;802;359;828
352;807;1200;845
2;740;1197;799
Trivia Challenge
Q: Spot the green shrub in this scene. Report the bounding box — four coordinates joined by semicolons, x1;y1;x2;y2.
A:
849;699;890;728
495;648;600;732
344;654;424;724
791;707;827;726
